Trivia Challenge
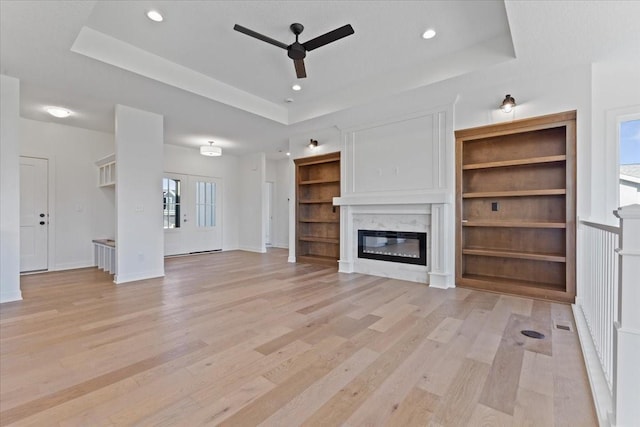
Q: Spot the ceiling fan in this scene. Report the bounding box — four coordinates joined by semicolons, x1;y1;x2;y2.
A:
233;23;355;78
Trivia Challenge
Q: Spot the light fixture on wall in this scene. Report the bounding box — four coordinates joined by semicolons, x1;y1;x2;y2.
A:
200;141;222;156
500;94;516;113
308;139;318;149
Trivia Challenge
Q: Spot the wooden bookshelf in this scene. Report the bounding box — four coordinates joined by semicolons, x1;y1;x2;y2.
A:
455;111;576;303
294;152;341;267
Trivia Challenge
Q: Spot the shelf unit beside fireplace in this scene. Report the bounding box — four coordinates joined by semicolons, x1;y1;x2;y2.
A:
294;152;341;266
455;110;576;303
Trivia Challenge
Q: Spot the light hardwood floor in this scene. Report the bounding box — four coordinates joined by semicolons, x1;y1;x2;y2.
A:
1;249;596;426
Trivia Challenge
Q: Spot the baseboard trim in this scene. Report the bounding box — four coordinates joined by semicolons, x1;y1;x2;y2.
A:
0;290;23;304
338;260;354;273
428;272;454;289
114;269;165;285
54;261;94;271
237;246;267;254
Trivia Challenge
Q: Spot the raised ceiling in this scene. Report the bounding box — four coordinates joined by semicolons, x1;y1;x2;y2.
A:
1;1;639;156
0;1;513;154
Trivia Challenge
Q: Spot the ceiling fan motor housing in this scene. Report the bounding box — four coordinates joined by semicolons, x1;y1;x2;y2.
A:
288;23;306;59
288;43;306;59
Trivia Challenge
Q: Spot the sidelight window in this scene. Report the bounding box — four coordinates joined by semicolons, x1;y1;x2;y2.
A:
163;178;181;228
195;181;216;228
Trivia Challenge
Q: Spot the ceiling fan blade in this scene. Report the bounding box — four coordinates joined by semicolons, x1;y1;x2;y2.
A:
302;24;354;51
294;59;307;78
233;24;288;49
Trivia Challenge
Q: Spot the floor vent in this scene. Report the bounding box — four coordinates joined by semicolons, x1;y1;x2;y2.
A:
521;330;545;339
555;323;572;331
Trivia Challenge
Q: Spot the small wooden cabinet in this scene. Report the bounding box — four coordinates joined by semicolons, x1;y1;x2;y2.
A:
294;152;341;266
455;111;576;303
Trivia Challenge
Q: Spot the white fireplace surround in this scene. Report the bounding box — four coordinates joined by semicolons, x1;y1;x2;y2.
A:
332;105;456;288
334;192;453;287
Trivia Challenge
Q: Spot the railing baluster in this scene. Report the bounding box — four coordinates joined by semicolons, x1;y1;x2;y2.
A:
578;220;620;395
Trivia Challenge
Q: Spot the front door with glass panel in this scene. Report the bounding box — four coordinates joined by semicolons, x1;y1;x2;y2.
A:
163;174;222;255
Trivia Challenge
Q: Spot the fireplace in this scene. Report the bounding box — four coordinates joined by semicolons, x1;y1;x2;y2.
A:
358;230;427;266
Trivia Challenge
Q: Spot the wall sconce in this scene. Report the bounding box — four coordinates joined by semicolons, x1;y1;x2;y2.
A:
308;139;318;149
500;94;516;113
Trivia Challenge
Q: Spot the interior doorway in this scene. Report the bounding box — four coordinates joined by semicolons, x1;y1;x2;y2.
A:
20;156;48;272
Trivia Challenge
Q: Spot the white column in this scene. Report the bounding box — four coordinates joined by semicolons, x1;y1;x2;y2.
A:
429;203;454;288
338;205;354;273
114;105;164;284
0;75;22;303
614;204;640;426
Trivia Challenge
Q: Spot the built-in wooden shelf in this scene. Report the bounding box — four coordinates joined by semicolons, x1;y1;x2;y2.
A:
462;155;566;170
299;236;340;244
299;179;341;185
462;221;566;228
299;218;340;223
295;152;341;267
296;254;338;267
462;189;566;198
298;199;334;204
456;110;576;303
460;274;573;303
462;248;566;263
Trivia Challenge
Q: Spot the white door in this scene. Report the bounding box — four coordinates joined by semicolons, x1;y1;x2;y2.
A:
164;174;222;255
265;181;274;246
20;157;48;272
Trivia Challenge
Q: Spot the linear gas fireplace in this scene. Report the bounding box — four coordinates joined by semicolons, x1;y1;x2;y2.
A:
358;230;427;266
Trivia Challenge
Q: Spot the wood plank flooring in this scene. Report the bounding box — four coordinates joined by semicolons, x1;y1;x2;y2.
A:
0;249;596;426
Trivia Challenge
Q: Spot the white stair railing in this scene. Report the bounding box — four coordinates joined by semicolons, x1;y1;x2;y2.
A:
578;219;620;393
576;204;640;426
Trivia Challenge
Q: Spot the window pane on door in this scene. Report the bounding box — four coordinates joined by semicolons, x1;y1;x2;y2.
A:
196;181;215;227
163;178;181;228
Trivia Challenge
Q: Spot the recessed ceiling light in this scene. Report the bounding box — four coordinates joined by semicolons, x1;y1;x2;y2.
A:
286;152;291;156
422;29;436;39
46;107;72;118
292;84;302;91
146;10;163;22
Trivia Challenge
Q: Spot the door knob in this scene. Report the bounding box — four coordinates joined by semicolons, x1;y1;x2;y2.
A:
39;213;45;217
39;221;45;225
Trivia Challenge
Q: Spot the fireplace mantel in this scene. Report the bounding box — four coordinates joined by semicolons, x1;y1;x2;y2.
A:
333;190;452;207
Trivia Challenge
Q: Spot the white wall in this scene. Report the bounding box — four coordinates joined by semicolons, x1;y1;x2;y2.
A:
164;144;240;250
20;119;115;270
115;105;164;283
264;159;290;249
238;152;266;252
0;75;22;303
